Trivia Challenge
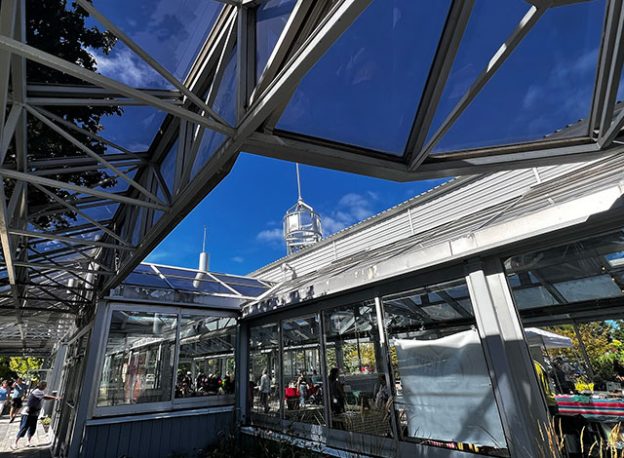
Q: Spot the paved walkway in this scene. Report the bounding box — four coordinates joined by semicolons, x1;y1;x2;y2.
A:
0;415;52;457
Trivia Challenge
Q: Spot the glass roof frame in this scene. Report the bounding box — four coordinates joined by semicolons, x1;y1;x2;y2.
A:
0;0;623;354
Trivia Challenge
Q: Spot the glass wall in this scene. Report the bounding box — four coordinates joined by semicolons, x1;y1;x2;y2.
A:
323;302;386;435
245;277;509;455
382;280;507;454
249;323;280;418
505;230;624;455
96;306;237;414
175;316;236;399
98;311;177;407
281;316;324;425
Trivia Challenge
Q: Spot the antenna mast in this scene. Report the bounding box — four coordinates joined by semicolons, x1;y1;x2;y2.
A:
296;163;302;201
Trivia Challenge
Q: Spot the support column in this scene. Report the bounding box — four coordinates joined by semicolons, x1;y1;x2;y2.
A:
67;301;109;458
236;321;249;426
465;257;556;458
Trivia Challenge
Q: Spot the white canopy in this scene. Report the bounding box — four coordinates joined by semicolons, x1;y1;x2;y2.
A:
525;327;573;349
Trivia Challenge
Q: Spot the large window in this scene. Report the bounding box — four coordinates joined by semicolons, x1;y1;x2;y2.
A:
323;302;386;435
175;315;236;399
96;306;236;414
281;316;324;425
382;279;508;455
98;311;177;407
249;323;280;419
505;232;624;455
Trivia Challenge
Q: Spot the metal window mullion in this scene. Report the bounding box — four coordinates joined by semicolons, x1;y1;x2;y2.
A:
317;310;331;428
0;168;167;211
420;5;545;157
0;34;234;136
278;320;284;421
0;103;22;164
590;0;624;139
374;296;400;444
10;228;133;252
170;311;182;407
35;107;147;160
251;0;311;104
32;183;130;247
236;0;373;142
25;104;166;206
237;5;255;121
406;0;474;170
184;14;238;181
76;0;231;128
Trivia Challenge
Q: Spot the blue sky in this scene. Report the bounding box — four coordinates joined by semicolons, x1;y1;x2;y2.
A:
144;154;446;274
87;0;608;274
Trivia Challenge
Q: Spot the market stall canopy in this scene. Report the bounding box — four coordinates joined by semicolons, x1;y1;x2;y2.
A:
525;327;573;349
1;0;624;353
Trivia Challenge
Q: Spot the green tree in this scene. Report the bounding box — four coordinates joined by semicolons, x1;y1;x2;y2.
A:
0;356;18;381
9;356;43;379
2;0;121;229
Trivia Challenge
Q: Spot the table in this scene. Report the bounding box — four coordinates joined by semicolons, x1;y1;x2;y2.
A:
556;394;624;422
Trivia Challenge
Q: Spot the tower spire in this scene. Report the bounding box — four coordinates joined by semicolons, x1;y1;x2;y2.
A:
202;225;207;252
296;163;302;201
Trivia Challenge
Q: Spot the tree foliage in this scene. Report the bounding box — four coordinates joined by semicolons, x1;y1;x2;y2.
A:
7;356;43;379
3;0;121;229
546;322;624;383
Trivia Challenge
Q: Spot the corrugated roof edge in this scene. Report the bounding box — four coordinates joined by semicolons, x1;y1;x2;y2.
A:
249;174;483;277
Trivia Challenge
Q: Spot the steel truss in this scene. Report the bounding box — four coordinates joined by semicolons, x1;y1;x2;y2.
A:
0;0;622;353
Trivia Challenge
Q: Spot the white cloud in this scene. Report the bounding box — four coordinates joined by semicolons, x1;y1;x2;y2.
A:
321;192;378;235
231;256;245;263
256;228;283;244
91;48;168;88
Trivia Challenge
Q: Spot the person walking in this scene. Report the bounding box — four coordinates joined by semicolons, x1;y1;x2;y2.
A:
9;377;26;423
12;381;60;450
0;380;9;416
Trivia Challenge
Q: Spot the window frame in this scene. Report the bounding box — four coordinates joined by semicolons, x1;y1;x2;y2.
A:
91;302;237;418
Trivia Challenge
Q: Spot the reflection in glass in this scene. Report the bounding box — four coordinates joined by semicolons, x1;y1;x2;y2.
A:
429;0;604;153
175;315;236;399
281;316;325;425
249;323;280;419
323;302;388;436
98;310;177;407
255;0;296;82
276;0;451;154
383;279;508;454
504;229;624;310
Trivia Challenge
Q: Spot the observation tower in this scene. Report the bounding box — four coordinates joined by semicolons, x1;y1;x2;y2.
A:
283;164;323;255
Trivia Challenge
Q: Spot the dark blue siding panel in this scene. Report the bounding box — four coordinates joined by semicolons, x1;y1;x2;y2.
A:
82;411;234;458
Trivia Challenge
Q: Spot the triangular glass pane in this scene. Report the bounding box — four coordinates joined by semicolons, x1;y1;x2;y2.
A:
91;0;222;81
256;0;297;83
99;106;166;152
276;0;452;155
428;0;604;154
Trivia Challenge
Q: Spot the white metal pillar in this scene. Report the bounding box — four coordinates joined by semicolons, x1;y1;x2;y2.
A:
465;257;556;458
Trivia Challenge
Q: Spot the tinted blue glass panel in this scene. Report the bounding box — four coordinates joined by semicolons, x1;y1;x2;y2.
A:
276;0;451;155
429;0;604;153
100;107;166;152
212;273;268;288
124;272;169;288
159;139;178;200
190;47;237;179
93;0;222;81
255;0;296;82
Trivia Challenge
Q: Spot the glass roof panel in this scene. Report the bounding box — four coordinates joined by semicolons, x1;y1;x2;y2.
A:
255;0;296;83
159;139;179;200
276;0;451;155
92;0;222;82
190;46;237;179
99;107;167;152
429;0;604;154
211;273;268;288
